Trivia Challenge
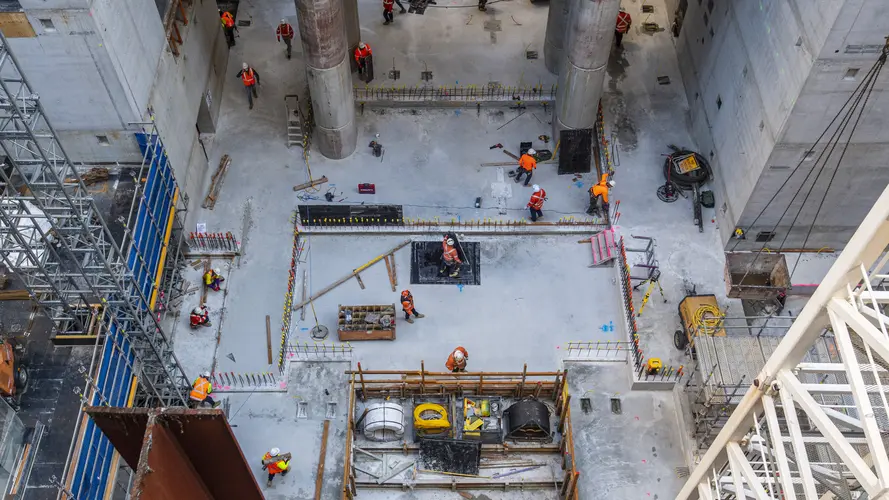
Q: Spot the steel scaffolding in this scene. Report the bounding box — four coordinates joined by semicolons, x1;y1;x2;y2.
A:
0;31;188;407
677;183;889;499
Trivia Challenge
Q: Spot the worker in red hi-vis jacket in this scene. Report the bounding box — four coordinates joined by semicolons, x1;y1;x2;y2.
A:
615;8;632;47
383;0;394;24
276;19;294;59
355;42;372;73
528;184;547;222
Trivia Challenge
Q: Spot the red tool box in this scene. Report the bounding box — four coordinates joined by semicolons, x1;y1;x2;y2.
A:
358;183;376;194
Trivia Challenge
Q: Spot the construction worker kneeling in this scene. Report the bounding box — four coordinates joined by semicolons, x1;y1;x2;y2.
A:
401;289;425;324
204;268;225;291
190;371;220;408
262;447;291;487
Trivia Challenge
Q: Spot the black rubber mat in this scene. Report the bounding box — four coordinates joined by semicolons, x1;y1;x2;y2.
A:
558;128;593;174
419;438;482;475
410;241;481;285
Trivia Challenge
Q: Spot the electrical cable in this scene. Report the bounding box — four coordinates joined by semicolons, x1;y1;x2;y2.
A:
692;304;723;335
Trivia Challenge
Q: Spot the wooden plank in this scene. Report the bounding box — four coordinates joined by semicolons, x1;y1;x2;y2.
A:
383;255;395;292
338;329;395;341
0;290;30;301
314;420;331;500
293;176;329;192
0;13;36;38
355;273;365;290
265;315;272;365
390;254;398;287
502;149;520;160
480;162;518;166
203;154;231;209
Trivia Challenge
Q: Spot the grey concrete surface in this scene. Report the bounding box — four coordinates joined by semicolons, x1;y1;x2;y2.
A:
543;0;568;75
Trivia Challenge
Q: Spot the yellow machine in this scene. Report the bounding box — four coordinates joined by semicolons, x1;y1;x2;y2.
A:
674;294;725;350
414;403;450;437
646;358;662;375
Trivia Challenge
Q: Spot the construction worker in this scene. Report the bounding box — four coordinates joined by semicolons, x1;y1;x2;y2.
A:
190;306;211;329
478;0;487;11
527;185;547;222
190;371;220;408
203;268;224;292
383;0;394;24
514;148;537;186
236;62;260;110
394;0;407;13
588;174;615;217
262;447;290;487
446;347;469;373
355;42;372;75
615;8;632;47
220;10;237;48
400;290;425;324
276;19;295;59
440;236;462;278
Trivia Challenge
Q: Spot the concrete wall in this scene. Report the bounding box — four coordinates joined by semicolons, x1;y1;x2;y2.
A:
669;0;889;250
13;0;227;209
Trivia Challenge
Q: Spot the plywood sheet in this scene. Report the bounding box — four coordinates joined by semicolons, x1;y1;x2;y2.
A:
0;13;35;38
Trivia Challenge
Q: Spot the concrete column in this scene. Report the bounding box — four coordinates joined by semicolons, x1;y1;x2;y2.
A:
343;0;361;72
553;0;620;139
296;0;358;159
543;0;569;75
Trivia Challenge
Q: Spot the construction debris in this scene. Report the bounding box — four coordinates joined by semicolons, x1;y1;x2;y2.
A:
79;167;110;186
203;154;231;209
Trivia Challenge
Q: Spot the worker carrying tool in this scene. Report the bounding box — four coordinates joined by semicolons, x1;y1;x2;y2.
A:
355;42;373;82
527;185;547;222
615;7;632;47
276;19;295;59
190;371;220;408
446;347;469;373
400;290;425;324
440;236;462;278
236;63;261;110
514;149;537;186
588;174;615;217
203;268;225;292
262;447;291;487
190;306;211;329
220;10;237;48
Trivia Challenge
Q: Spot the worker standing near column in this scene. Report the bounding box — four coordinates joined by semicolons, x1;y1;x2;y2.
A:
401;290;425;324
446;347;469;373
220;10;237;48
189;371;220;408
588;174;615;217
383;0;394;25
440;236;462;278
514;148;537;186
262;448;291;487
236;62;260;110
615;7;632;47
528;185;547;222
203;268;225;292
355;42;373;79
276;19;295;59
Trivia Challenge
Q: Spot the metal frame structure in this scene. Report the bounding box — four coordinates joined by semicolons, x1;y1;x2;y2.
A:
0;30;188;407
678;184;889;499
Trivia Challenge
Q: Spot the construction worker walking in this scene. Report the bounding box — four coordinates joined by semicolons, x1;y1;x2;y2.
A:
615;8;632;47
276;19;295;59
203;268;225;292
190;371;220;408
400;290;425;324
588;174;614;217
514;148;537;186
262;448;291;487
236;63;260;110
446;347;469;373
440;236;462;277
220;10;237;48
527;185;547;222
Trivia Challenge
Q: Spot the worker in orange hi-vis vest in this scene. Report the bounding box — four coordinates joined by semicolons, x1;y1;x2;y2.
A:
528;184;547;222
514;148;537;186
446;347;469;373
220;10;237;48
189;372;220;408
262;448;291;487
401;290;426;324
236;62;261;109
276;19;295;59
440;236;462;278
615;8;632;47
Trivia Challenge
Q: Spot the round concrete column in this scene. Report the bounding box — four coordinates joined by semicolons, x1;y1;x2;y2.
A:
343;0;361;71
543;0;569;75
296;0;358;159
552;0;620;139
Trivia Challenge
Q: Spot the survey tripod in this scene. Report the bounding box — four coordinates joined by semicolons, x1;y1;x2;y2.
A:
634;268;666;317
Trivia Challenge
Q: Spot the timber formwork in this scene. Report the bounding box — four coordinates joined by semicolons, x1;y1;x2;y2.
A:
342;366;580;499
84;407;263;500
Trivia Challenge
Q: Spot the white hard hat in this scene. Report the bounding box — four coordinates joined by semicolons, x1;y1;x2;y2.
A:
281;18;287;24
454;350;464;361
201;371;211;378
242;62;248;70
608;180;616;187
446;238;454;245
192;307;202;315
359;42;366;49
532;184;541;192
527;148;536;155
214;268;221;274
270;447;280;456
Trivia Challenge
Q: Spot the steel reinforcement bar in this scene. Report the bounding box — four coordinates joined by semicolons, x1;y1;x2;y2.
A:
354;83;557;106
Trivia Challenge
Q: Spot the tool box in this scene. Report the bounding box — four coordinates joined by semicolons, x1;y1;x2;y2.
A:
358;183;376;194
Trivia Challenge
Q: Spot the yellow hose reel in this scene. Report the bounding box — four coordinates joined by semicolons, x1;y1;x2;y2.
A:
413;403;450;430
